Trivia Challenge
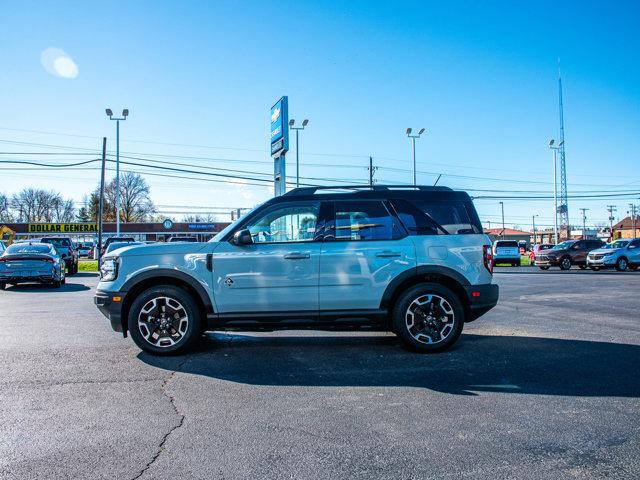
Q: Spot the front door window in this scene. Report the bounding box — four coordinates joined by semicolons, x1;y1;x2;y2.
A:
244;203;320;243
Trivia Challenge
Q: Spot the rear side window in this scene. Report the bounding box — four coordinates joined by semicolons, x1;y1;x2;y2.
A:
329;201;404;241
391;199;482;235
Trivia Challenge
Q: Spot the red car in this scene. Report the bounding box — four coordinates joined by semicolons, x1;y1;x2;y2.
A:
529;243;555;265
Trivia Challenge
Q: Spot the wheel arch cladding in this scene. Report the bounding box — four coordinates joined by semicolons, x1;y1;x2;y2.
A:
380;266;471;324
120;270;212;334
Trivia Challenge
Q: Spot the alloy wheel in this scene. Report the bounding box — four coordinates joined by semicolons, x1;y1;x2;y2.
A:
405;294;455;345
137;296;189;348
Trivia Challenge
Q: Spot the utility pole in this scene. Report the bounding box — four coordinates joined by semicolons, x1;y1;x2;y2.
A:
579;208;589;238
406;128;426;186
368;156;377;186
532;214;538;244
97;137;107;264
499;201;505;237
607;205;617;240
629;204;638;238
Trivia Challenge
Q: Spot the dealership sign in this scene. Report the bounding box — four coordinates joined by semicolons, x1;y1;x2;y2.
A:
28;223;99;233
270;96;289;157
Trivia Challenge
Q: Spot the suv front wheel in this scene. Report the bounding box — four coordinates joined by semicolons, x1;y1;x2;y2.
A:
128;285;202;355
392;283;464;353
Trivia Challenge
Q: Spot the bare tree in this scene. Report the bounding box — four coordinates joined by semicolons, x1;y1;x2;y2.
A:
0;192;11;222
10;188;76;222
104;172;155;222
181;213;218;223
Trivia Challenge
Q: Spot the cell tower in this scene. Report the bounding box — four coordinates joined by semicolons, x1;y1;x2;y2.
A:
557;61;570;237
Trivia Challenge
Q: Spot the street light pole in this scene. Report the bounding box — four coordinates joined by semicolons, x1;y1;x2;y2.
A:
106;108;129;235
499;201;505;237
289;118;309;188
532;214;538;244
406;128;426;186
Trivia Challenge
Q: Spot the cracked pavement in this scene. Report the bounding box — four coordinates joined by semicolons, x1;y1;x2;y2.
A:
1;269;639;479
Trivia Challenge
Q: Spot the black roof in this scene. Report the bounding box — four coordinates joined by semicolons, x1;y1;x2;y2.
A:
268;185;471;203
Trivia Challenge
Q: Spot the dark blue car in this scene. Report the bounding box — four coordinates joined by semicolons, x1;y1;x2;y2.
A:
0;243;66;289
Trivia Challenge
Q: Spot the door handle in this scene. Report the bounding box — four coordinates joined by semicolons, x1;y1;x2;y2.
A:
376;251;401;258
284;252;310;260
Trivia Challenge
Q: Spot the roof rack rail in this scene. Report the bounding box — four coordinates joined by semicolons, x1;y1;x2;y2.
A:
283;184;452;196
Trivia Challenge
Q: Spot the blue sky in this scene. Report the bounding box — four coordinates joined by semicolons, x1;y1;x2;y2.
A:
1;0;639;229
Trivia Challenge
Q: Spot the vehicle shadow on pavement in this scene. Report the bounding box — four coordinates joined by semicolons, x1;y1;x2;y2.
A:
3;283;91;292
139;333;640;397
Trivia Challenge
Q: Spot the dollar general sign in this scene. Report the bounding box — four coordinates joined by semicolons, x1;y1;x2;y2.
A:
28;223;99;233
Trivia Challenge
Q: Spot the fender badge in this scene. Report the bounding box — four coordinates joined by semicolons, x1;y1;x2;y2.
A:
225;277;234;286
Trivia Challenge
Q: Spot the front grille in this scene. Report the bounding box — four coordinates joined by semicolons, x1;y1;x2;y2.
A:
590;255;604;261
536;255;549;261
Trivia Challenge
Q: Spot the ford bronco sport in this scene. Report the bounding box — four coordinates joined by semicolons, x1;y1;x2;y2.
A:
94;185;498;355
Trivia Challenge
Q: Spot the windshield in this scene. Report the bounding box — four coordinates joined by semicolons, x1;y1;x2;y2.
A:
552;241;574;250
106;242;141;253
603;240;628;249
6;244;53;255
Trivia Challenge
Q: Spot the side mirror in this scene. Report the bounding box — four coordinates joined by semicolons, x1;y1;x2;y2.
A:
232;229;253;246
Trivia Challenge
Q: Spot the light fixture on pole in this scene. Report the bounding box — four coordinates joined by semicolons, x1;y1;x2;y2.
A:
289;118;309;188
549;139;564;244
106;108;129;235
406;128;426;186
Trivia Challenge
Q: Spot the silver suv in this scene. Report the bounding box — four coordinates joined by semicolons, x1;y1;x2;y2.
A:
94;186;499;355
587;238;640;271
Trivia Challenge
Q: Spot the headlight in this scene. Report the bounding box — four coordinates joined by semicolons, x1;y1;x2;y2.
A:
100;257;119;281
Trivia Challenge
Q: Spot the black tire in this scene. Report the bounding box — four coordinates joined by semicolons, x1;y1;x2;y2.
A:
539;266;550;270
615;257;629;272
52;279;61;288
578;265;586;270
392;282;464;353
559;256;572;270
128;285;202;355
0;283;5;291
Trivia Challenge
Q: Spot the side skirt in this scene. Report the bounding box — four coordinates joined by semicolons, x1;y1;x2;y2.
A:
206;309;389;332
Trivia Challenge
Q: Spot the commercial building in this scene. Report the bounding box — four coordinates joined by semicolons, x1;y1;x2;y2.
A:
3;221;231;243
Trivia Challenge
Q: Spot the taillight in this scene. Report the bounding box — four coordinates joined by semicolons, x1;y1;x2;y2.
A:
483;245;494;274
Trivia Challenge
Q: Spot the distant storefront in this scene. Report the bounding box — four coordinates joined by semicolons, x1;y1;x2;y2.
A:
4;221;231;242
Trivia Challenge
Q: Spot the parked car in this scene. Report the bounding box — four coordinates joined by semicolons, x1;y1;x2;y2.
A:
168;236;198;243
0;243;66;289
95;185;499;355
586;238;640;271
493;240;521;267
534;239;604;270
78;243;94;258
529;243;555;265
100;237;136;257
40;237;79;275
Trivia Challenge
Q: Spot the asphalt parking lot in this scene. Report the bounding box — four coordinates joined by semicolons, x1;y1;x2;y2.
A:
1;267;639;479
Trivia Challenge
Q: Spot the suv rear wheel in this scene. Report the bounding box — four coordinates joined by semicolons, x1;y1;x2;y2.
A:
392;283;464;353
128;285;202;355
